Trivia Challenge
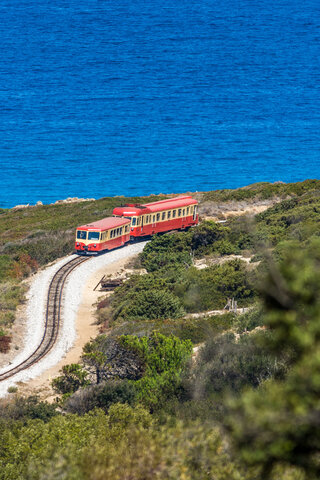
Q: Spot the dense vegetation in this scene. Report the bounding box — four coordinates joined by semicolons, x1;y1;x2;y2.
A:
1;180;320;479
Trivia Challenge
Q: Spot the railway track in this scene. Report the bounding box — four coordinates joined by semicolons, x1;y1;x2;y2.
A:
0;256;90;382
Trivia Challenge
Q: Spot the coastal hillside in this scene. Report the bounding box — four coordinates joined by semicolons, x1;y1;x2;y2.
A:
0;180;319;479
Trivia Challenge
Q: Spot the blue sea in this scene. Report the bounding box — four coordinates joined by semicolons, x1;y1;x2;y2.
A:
0;0;319;208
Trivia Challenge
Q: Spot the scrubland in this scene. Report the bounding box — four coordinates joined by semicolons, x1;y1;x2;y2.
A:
1;180;320;479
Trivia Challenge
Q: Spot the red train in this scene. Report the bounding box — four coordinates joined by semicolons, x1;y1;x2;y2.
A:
75;196;199;254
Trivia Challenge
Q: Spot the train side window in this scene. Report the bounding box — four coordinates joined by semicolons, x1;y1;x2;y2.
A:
172;210;176;218
132;217;136;226
162;211;166;220
190;206;193;213
186;207;189;215
153;215;155;223
183;209;185;216
178;209;182;217
156;213;160;221
120;227;123;235
167;210;171;219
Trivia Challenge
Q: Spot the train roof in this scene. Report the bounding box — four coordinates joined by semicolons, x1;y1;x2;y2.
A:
113;205;147;216
77;217;130;231
142;196;197;212
113;196;197;216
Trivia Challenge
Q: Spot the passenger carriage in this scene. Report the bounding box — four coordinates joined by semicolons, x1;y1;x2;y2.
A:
75;217;131;254
112;196;199;237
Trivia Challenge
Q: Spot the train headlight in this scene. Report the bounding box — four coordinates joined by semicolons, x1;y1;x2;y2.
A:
76;243;80;246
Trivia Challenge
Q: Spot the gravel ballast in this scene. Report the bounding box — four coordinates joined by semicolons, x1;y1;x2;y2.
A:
0;242;147;397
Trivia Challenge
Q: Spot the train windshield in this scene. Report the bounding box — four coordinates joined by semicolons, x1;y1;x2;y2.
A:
88;231;100;240
77;230;87;240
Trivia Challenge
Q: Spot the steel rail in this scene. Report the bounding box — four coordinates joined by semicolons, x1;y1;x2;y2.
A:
0;256;90;382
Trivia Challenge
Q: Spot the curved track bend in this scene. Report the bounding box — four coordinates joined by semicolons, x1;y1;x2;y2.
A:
0;256;90;382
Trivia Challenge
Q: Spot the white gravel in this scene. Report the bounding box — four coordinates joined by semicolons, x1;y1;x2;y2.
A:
0;242;147;397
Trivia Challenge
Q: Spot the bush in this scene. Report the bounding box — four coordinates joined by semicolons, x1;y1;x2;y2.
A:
192;332;287;398
52;364;90;395
175;260;256;312
0;395;57;423
116;289;185;321
65;380;137;415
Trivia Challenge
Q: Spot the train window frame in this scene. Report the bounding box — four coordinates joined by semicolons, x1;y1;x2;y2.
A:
132;217;137;226
183;208;185;216
178;209;182;217
153;215;156;223
172;210;176;218
156;213;160;221
162;211;166;220
167;210;171;219
186;207;189;215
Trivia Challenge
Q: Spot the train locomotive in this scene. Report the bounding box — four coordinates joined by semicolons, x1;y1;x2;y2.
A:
75;196;198;254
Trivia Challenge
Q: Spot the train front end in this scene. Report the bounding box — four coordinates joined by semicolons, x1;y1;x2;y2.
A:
75;217;131;254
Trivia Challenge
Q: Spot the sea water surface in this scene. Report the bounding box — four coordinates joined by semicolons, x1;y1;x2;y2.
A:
0;0;319;208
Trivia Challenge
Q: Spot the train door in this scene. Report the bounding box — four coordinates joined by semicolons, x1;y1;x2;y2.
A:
193;205;198;221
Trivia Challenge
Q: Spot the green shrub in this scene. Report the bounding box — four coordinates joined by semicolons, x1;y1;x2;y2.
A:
65;380;137;415
52;364;90;395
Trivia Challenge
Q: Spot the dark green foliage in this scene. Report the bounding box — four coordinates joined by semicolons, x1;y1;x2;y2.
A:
65;380;137;415
116;289;185;321
193;332;287;398
226;239;320;479
105;255;255;326
235;307;264;333
140;221;241;273
105;313;236;345
202;179;320;203
119;332;193;376
175;260;256;312
51;364;90;395
190;221;232;254
141;232;192;272
0;395;57;424
118;332;193;411
0;404;262;480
